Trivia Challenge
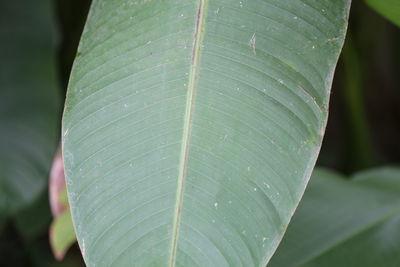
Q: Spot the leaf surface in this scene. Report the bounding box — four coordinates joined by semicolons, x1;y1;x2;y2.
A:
270;167;400;267
63;0;351;266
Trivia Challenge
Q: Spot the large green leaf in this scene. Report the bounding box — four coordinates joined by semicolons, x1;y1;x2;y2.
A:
62;0;351;265
269;167;400;266
0;0;60;216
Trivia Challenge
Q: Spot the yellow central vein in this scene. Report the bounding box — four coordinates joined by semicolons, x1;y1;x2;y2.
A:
169;0;208;266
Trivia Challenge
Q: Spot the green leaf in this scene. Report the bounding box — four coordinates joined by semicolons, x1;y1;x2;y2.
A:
49;153;78;260
62;0;350;265
0;0;61;216
269;167;400;267
50;205;77;261
365;0;400;27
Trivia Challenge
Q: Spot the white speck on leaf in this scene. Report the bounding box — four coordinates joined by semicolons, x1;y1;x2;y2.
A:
214;202;218;208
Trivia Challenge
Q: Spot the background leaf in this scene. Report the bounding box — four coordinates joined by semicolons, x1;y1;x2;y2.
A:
50;206;77;261
269;167;400;267
63;0;350;265
49;151;77;260
0;0;61;217
13;192;52;241
0;0;85;266
365;0;400;27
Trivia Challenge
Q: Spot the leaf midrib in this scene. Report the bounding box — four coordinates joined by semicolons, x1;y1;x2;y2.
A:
169;1;208;266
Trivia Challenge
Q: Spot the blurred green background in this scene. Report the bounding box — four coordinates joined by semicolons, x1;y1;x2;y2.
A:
0;0;399;266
